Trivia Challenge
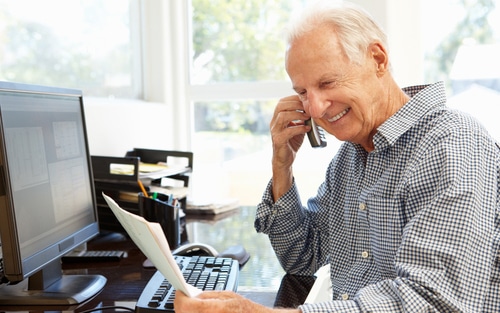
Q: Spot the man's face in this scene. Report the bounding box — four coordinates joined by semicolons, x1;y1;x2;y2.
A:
286;24;386;150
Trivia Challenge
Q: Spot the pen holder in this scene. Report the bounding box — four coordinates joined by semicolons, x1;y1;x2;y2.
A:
138;192;180;250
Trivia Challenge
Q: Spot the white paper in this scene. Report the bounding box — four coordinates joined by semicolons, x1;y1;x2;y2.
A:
304;263;332;304
102;193;202;297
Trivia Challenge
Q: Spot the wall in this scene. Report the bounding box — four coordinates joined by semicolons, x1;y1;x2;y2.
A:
83;97;175;157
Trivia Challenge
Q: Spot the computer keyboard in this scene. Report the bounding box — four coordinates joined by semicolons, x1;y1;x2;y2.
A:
61;250;126;263
135;255;239;312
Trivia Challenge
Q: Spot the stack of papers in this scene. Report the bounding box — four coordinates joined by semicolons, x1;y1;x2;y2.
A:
139;162;190;180
185;198;240;215
109;162;190;180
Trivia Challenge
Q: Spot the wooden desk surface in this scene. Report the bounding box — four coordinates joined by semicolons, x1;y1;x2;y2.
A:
1;206;311;312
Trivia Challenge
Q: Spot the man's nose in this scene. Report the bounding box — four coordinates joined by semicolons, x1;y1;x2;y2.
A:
303;91;329;118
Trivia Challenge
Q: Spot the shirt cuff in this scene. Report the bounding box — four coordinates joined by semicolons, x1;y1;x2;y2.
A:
254;178;301;234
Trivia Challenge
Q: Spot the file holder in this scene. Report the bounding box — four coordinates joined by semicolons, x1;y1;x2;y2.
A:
91;149;193;235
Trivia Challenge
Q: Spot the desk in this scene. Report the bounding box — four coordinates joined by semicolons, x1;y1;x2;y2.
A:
0;206;313;312
185;206;286;289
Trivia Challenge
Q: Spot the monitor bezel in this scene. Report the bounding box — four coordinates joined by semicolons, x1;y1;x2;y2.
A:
0;81;100;283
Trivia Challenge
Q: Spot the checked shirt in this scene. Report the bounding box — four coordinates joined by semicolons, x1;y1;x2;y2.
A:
255;82;500;312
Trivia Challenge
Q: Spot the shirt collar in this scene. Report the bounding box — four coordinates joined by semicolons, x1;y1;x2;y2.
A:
374;81;448;150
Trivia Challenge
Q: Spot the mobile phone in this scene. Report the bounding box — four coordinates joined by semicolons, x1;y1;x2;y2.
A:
305;119;327;148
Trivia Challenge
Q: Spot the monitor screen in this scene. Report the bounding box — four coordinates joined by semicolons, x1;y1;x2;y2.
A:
0;81;105;306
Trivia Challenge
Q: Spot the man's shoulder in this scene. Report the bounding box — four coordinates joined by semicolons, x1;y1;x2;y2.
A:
426;107;491;137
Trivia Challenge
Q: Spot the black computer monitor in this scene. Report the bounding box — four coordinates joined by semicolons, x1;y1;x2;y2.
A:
0;81;106;305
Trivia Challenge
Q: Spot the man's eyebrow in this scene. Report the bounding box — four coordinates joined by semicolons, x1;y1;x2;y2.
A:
292;76;338;92
319;72;342;82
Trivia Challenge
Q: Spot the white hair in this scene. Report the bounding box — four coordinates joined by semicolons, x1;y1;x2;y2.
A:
286;1;389;65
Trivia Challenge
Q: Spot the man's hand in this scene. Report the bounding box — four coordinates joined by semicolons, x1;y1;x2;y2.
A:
173;290;300;313
269;95;311;200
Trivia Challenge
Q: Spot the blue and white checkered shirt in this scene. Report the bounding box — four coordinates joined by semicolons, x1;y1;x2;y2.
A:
255;82;500;312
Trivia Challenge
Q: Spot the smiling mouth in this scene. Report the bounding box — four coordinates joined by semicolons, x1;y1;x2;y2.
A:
328;108;350;122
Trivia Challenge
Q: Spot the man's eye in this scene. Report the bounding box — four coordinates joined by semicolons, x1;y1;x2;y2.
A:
320;81;335;88
297;91;307;101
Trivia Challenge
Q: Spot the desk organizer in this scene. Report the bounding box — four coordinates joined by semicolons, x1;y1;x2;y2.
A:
92;148;193;234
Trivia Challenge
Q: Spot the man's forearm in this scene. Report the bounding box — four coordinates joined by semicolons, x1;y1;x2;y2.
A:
271;165;293;201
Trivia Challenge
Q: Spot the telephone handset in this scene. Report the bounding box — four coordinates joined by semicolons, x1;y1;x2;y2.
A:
305;119;327;148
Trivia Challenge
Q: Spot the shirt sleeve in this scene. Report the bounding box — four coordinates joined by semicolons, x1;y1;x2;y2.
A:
254;178;301;234
255;178;326;275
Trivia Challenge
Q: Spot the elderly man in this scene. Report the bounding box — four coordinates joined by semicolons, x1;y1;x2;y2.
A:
175;1;500;312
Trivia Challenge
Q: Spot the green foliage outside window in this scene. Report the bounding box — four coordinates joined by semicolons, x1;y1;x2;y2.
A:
425;0;496;86
191;0;293;83
191;0;301;136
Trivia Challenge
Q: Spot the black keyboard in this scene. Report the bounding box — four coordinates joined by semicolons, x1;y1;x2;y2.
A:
135;255;239;312
61;250;126;263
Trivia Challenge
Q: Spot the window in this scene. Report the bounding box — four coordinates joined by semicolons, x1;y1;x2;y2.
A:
421;0;499;91
0;0;139;98
421;0;500;140
186;0;342;205
186;0;500;205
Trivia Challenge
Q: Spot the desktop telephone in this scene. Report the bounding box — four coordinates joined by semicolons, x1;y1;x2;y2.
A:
305;119;327;148
172;242;219;257
173;243;250;267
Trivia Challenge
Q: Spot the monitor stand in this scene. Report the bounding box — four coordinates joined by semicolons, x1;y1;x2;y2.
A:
0;258;106;306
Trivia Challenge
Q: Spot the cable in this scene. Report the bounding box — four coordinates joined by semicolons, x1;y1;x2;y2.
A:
78;305;135;313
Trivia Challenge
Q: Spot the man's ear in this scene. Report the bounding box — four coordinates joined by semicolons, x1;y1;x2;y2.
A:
368;42;389;75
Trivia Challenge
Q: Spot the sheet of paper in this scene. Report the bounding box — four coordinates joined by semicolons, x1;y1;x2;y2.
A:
102;193;202;298
304;263;332;304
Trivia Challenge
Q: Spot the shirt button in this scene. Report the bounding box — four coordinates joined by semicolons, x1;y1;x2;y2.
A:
341;293;349;300
359;203;366;210
361;251;369;258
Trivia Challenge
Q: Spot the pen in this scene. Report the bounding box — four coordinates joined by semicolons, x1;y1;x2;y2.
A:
172;198;179;208
137;180;149;198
